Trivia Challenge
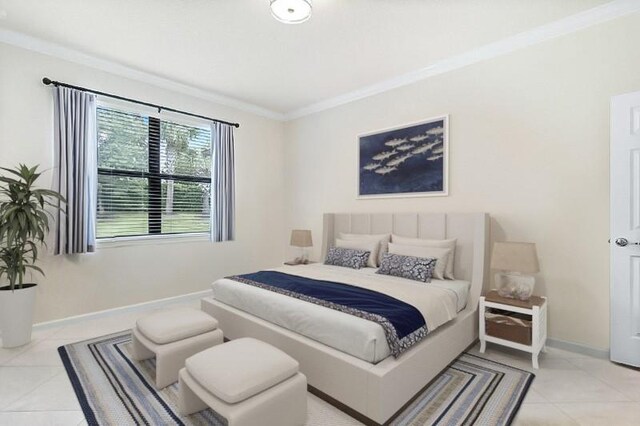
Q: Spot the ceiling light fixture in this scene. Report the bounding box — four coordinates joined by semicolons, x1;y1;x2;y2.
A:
270;0;312;24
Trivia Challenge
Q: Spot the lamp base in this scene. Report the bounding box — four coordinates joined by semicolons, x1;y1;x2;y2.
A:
495;272;535;300
284;258;310;266
285;247;310;266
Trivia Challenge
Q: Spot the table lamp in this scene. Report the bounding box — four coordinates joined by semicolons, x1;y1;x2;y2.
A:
490;242;539;300
289;229;313;265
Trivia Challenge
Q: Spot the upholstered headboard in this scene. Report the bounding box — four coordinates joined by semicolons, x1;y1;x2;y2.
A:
321;212;490;308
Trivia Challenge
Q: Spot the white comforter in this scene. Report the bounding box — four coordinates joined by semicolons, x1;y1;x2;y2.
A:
211;264;469;363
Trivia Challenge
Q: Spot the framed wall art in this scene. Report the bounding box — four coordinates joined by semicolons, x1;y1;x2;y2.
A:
358;115;448;198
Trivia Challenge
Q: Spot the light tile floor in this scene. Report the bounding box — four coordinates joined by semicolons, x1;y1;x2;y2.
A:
0;299;638;425
465;344;640;425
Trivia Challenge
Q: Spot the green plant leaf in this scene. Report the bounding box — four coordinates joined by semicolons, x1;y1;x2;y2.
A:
0;164;65;287
0;167;25;179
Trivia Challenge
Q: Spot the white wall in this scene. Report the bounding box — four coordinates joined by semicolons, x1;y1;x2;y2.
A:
2;12;639;350
284;14;640;350
0;43;287;323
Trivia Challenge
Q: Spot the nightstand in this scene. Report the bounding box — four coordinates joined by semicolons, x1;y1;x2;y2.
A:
479;291;547;369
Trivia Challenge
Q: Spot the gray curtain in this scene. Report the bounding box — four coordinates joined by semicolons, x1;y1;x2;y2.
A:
53;87;97;254
211;122;236;242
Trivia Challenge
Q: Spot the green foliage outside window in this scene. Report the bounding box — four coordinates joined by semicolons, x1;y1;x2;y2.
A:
96;107;212;238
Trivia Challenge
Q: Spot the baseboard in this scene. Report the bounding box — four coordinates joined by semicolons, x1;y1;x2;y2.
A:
27;290;212;333
546;337;610;360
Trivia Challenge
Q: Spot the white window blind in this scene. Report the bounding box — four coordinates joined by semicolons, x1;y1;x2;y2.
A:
96;106;212;239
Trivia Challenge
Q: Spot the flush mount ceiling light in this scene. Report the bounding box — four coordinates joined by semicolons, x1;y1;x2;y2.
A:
270;0;312;24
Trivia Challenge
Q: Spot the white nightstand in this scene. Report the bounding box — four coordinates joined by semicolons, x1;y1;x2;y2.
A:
479;291;547;369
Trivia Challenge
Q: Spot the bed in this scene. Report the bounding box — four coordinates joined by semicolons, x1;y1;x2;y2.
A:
201;212;489;424
212;264;470;363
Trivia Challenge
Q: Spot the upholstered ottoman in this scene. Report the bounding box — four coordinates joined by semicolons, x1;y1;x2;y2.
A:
178;338;307;426
131;307;223;389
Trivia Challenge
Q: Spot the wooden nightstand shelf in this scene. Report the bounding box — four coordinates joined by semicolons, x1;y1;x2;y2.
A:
479;291;547;369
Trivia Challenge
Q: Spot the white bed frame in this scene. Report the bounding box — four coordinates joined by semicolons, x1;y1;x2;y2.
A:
201;212;489;424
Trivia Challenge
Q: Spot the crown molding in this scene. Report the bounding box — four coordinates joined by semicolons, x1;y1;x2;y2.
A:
284;0;640;121
2;0;639;123
0;28;287;121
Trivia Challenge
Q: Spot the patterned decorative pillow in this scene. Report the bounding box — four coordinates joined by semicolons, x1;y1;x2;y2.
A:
324;247;371;269
376;253;437;283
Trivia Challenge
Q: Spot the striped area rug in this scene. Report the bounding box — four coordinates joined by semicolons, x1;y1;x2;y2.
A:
390;354;533;425
59;331;533;426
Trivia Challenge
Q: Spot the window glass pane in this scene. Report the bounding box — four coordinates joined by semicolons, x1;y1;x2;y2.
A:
161;180;211;234
95;106;212;239
97;107;149;172
160;121;211;178
97;175;148;238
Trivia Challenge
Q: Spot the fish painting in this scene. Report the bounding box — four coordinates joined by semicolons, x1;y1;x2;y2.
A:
359;116;447;197
431;145;444;155
411;144;432;155
372;150;397;161
384;138;407;147
386;153;413;167
374;166;398;175
363;162;382;171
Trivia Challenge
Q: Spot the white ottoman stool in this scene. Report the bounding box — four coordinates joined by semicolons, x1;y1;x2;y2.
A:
131;307;223;389
178;338;307;426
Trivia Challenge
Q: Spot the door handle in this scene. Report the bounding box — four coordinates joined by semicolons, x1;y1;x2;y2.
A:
614;237;640;247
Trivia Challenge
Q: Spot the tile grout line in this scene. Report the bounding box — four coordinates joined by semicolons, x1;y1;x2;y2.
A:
0;411;86;421
3;339;62;367
0;410;85;412
552;400;640;425
548;402;581;425
526;388;550;404
2;369;78;413
0;367;61;412
0;341;43;367
564;357;638;402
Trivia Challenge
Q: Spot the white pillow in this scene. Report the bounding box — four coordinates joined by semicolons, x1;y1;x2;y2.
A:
388;243;451;280
339;233;391;266
391;235;457;279
335;238;379;268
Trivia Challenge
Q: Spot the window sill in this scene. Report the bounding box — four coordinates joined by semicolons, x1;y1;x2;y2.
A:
96;233;210;249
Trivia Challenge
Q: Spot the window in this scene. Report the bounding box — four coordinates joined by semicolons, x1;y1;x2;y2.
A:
96;106;212;239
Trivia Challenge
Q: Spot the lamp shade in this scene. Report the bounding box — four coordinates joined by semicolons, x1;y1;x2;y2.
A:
490;242;539;274
290;229;313;247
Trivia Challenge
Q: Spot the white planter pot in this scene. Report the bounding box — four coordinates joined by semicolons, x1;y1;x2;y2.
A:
0;284;37;348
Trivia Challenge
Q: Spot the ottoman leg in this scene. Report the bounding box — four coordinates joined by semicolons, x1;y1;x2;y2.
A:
130;329;154;361
178;369;209;416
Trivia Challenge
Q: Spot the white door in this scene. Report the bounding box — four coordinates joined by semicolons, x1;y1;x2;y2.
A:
611;90;640;367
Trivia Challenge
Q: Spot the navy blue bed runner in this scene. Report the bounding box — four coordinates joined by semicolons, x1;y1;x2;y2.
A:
227;271;428;358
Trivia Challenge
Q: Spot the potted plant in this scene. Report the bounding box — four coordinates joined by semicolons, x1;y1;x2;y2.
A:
0;165;64;348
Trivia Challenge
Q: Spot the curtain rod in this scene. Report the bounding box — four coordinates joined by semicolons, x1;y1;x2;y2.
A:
42;77;240;128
